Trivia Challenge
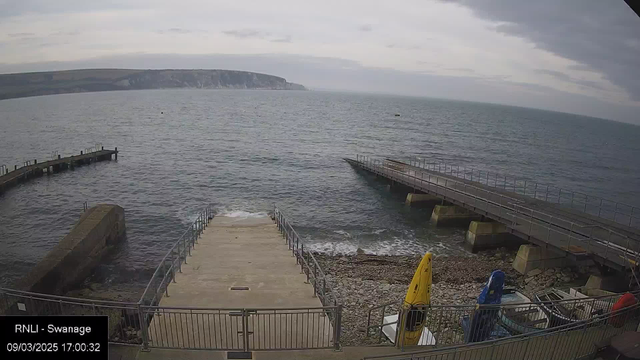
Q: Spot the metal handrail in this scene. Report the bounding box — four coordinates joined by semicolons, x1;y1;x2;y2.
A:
0;287;140;306
272;205;343;351
139;206;213;306
0;147;113;179
273;205;341;307
363;301;640;359
353;155;640;268
142;304;341;311
400;155;640;228
1;286;341;351
366;289;636;348
273;205;342;350
366;289;634;336
1;205;343;352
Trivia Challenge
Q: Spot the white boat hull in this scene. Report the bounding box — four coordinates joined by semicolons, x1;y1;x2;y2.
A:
382;314;436;346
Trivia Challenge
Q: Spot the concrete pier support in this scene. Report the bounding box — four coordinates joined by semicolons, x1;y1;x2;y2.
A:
405;193;440;206
584;275;627;293
430;205;482;227
465;221;511;252
512;244;570;275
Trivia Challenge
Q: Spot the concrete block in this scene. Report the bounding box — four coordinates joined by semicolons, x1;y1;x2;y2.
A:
512;244;570;275
465;221;510;252
15;204;126;295
405;193;440;206
584;275;627;293
430;205;482;227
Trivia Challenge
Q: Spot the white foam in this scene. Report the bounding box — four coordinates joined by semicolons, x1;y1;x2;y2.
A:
308;241;359;255
306;235;466;256
218;210;269;218
333;230;352;238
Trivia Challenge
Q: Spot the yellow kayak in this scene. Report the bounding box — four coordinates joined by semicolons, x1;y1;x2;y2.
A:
398;252;432;346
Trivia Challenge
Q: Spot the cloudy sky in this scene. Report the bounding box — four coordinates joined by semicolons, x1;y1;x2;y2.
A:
1;0;639;123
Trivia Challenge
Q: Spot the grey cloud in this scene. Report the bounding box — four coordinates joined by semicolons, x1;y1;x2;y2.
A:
157;28;205;35
38;41;70;48
223;29;291;43
568;64;595;72
50;31;81;36
166;28;191;34
8;33;35;38
359;24;373;32
387;44;421;50
482;74;511;81
439;0;640;100
271;35;292;43
222;29;266;39
416;61;441;67
534;69;605;91
488;79;556;95
445;68;475;73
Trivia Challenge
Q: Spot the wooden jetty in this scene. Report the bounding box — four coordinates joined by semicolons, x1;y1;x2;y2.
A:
0;147;118;194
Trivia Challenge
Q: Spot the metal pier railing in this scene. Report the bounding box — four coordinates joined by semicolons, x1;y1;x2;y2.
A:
400;155;639;229
1;204;343;352
363;301;640;360
349;156;640;271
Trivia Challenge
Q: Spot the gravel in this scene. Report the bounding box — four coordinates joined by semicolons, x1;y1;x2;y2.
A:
314;247;593;346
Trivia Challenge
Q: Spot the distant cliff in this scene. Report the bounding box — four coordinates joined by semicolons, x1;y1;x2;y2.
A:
0;69;307;100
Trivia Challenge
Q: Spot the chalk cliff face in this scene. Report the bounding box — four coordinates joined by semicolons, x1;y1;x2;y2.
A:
0;69;306;100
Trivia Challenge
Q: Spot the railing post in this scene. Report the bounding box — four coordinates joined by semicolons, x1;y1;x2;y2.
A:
193;224;197;245
138;303;150;351
301;243;305;274
568;222;574;250
598;199;603;217
313;265;318;297
169;258;176;283
242;309;250;352
334;305;342;351
545;185;549;201
323;278;327;301
603;230;612;260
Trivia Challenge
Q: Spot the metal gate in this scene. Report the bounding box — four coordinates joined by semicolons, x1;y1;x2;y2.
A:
143;306;341;351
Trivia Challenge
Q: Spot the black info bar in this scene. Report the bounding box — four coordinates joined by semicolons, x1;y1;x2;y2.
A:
1;315;108;360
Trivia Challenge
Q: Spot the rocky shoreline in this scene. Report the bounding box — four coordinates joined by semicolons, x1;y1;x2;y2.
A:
314;247;592;346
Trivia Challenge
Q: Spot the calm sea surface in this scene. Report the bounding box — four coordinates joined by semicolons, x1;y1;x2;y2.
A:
1;89;639;289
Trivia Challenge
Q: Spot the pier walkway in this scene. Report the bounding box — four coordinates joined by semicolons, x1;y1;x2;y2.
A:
0;147;117;194
158;216;320;308
346;156;640;272
144;213;338;352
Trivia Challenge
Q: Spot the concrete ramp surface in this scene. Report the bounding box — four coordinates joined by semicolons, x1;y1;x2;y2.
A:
148;215;334;350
